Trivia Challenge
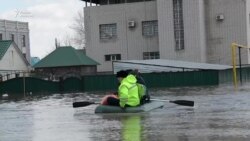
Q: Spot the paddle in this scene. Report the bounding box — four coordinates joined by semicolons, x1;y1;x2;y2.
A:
150;99;194;107
73;99;194;108
73;101;100;108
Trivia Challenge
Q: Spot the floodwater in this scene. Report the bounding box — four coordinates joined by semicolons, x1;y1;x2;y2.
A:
1;84;250;141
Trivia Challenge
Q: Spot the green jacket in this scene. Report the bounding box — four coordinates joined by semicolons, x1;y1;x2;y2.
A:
118;74;140;107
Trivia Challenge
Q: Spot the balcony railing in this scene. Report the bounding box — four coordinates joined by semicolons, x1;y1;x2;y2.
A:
81;0;155;7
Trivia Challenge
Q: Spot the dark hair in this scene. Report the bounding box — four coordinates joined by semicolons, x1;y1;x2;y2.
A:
116;70;128;78
125;69;138;75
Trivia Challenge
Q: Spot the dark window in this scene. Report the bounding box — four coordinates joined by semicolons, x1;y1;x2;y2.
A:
22;35;26;47
173;0;185;50
10;34;15;41
99;23;117;40
142;20;158;37
105;54;121;61
105;55;111;61
0;33;2;40
143;52;159;60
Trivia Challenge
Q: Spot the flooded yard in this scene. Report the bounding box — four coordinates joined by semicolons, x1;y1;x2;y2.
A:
1;84;250;141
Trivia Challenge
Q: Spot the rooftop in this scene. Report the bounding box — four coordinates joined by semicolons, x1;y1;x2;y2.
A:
33;46;100;68
113;59;232;73
0;40;12;60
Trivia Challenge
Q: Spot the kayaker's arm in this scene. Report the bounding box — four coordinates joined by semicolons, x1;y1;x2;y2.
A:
119;85;128;108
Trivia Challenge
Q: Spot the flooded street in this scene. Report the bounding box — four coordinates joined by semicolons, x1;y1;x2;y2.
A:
1;84;250;141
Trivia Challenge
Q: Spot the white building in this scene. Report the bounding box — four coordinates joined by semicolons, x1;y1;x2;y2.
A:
0;19;31;63
82;0;250;73
0;40;30;81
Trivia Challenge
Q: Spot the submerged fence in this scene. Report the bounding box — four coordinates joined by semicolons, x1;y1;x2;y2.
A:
0;70;220;95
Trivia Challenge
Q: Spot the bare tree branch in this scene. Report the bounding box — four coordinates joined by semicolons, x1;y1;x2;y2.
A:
70;10;85;49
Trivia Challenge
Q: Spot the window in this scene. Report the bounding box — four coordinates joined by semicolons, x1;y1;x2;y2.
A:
10;34;15;41
173;0;185;50
99;23;117;40
0;33;2;40
142;20;158;37
23;53;26;58
143;52;159;60
249;14;250;25
22;35;26;47
105;54;121;61
6;74;9;80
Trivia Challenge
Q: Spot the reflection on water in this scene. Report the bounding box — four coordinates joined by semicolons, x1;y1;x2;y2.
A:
86;114;144;141
1;84;250;141
121;115;141;141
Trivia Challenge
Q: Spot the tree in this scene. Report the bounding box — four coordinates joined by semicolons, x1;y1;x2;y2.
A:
70;10;85;49
62;34;72;46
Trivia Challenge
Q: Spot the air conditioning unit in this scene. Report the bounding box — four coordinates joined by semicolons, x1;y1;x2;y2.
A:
128;21;136;28
216;15;224;21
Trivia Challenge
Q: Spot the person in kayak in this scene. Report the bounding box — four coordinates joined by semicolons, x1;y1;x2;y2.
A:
125;69;150;105
103;70;140;108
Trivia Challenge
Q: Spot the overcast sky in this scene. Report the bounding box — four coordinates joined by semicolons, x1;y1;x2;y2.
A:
0;0;84;59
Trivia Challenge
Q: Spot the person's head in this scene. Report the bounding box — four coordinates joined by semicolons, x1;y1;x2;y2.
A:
116;70;128;82
125;69;139;76
125;69;133;74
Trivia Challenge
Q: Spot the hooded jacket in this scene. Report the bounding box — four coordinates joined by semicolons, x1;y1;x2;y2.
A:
118;74;140;107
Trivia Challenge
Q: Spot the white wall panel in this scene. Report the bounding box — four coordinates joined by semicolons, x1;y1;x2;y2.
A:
157;0;207;63
85;1;158;72
205;0;248;65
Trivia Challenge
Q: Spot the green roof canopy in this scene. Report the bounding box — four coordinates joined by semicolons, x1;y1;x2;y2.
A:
33;46;100;68
0;40;12;60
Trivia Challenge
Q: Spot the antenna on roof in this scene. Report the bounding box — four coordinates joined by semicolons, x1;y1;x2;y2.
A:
55;38;59;48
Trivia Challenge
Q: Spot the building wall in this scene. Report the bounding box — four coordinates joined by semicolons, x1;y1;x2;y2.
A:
247;0;250;64
0;43;29;81
157;0;207;63
0;20;31;63
85;1;158;72
205;0;249;65
0;43;29;70
84;0;250;73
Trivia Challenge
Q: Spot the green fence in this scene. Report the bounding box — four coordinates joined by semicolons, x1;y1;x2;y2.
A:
0;77;59;94
62;77;83;92
82;75;118;92
219;67;250;84
142;70;219;88
0;70;220;95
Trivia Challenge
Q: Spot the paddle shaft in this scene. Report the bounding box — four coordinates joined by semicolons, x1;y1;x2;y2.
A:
150;99;194;107
73;101;100;108
150;99;170;102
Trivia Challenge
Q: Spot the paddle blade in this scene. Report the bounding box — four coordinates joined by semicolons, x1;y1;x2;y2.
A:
170;100;194;107
73;101;95;108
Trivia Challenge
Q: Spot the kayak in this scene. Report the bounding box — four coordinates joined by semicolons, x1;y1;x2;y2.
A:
94;101;165;113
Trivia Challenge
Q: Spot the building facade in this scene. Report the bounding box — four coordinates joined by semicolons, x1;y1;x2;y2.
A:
83;0;250;72
0;40;30;81
0;19;31;63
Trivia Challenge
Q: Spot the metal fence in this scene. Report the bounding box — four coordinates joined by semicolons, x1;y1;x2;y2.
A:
0;70;220;95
